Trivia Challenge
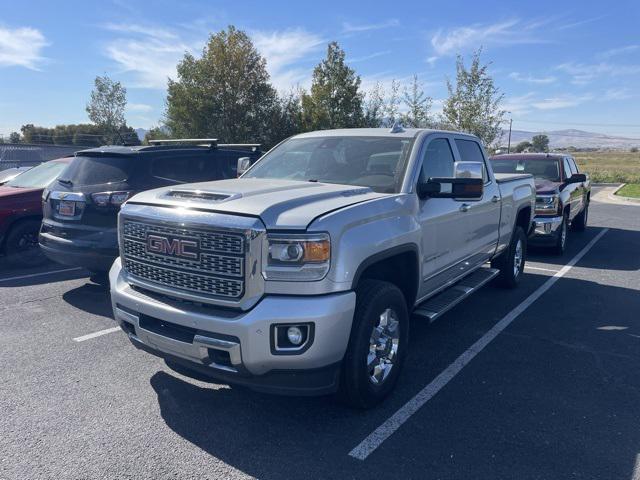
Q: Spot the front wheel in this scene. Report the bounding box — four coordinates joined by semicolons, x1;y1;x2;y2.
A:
4;219;47;267
338;280;409;409
553;214;568;255
492;226;526;288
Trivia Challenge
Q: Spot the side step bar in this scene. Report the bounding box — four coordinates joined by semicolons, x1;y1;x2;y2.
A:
413;267;500;323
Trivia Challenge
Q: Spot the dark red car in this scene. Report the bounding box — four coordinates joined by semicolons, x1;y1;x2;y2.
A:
0;157;72;266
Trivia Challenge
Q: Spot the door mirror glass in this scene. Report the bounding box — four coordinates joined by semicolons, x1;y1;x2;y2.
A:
568;173;586;183
454;161;484;180
237;157;252;177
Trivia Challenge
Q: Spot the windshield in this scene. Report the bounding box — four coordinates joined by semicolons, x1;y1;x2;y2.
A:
5;161;69;189
244;136;414;193
491;157;561;182
57;155;132;186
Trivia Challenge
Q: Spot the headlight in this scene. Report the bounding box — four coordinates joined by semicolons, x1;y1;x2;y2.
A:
535;194;559;215
263;233;330;281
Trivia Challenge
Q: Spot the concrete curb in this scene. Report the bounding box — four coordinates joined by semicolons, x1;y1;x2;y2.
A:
609;183;640;204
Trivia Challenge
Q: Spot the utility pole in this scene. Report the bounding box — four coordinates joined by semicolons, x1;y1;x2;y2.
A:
507;118;513;153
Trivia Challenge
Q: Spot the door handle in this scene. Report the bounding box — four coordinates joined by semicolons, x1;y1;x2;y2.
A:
491;195;499;203
460;203;471;212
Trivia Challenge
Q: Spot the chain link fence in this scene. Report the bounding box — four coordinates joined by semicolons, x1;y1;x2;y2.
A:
0;143;88;170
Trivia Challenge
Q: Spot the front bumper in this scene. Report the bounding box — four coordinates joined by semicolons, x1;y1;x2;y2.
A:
109;258;356;395
530;215;563;244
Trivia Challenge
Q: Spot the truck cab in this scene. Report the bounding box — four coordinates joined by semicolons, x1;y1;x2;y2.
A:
109;128;535;407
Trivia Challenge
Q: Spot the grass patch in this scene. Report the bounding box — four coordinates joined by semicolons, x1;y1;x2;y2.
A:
574;151;640;183
615;184;640;199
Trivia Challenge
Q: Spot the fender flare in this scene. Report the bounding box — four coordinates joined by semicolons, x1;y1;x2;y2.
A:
351;243;420;291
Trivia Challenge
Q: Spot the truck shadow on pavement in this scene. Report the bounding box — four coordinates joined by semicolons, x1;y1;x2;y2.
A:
62;282;113;318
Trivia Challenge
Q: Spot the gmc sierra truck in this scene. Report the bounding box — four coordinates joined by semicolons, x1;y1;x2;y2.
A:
110;128;535;408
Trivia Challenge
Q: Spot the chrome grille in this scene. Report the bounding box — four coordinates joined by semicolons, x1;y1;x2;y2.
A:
121;219;246;299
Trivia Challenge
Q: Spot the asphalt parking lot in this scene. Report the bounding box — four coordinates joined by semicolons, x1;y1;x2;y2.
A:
1;186;639;480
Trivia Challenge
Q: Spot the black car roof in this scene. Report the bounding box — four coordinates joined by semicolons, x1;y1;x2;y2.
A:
75;145;260;156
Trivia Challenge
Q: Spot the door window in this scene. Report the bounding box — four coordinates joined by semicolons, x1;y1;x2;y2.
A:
455;139;488;182
568;157;579;174
152;156;217;183
420;138;455;179
563;158;573;180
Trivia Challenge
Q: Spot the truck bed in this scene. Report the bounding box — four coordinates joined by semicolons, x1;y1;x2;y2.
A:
494;173;533;183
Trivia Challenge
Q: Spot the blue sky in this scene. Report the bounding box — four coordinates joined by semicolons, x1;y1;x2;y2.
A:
1;0;639;138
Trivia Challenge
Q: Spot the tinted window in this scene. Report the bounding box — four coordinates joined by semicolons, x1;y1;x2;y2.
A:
491;157;560;182
421;138;455;179
58;156;131;186
152;156;218;183
245;136;413;193
5;161;68;189
455;139;488;181
568;158;579;175
219;154;239;179
563;158;573;179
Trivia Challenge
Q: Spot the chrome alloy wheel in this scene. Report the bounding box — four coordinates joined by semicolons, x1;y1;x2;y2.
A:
560;220;567;249
513;238;523;278
367;308;400;385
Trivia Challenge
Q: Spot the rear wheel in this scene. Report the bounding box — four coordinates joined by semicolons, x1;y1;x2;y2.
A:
572;203;588;231
4;219;46;267
338;280;409;409
492;226;526;288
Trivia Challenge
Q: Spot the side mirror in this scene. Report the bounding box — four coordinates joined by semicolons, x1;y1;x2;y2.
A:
567;173;586;183
237;157;252;177
417;161;484;200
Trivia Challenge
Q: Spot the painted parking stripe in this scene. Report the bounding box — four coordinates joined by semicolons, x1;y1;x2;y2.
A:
0;267;83;284
525;265;560;273
349;228;609;461
73;326;121;342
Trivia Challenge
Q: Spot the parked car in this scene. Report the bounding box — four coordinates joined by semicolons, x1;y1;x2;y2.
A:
0;167;33;185
490;153;590;254
39;141;262;276
109;127;535;408
0;158;72;266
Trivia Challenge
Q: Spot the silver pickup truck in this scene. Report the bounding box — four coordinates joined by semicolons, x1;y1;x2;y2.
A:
109;128;535;408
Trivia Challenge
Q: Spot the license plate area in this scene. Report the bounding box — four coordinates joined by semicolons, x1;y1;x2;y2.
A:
58;200;76;216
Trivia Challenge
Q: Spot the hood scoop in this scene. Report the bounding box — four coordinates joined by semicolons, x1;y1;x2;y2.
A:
163;190;237;202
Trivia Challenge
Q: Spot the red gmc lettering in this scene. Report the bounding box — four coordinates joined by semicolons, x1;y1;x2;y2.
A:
147;235;199;260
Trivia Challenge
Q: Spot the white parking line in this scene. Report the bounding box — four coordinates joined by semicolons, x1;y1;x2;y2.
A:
73;327;121;342
349;228;609;461
0;267;83;284
525;265;560;273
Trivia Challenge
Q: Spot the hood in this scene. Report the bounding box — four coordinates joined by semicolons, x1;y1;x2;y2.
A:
127;178;387;229
0;185;42;200
534;178;561;195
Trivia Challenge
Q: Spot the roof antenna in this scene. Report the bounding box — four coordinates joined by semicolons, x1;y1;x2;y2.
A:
389;121;404;134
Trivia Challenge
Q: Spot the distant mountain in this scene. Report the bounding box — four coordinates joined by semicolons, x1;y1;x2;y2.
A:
500;129;640;150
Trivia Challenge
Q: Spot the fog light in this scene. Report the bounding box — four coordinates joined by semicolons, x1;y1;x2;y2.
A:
287;326;303;345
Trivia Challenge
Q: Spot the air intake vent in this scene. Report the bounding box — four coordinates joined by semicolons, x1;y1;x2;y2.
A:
164;190;230;202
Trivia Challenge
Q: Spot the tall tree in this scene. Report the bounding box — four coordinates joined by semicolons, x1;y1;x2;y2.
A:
301;42;364;130
441;50;505;147
86;75;127;143
383;80;401;128
531;134;550;152
9;132;21;143
166;26;280;147
363;82;385;128
514;140;532;153
401;75;433;128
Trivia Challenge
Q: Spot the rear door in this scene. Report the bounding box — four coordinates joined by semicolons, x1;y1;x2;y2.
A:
453;138;501;264
562;156;580;220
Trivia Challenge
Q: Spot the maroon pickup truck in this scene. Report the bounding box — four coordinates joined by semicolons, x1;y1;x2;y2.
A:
0;158;72;266
490;153;590;254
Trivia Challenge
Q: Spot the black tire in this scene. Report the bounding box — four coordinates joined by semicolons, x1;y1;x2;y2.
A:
4;219;47;267
553;214;569;255
492;226;526;289
338;280;409;409
571;202;588;232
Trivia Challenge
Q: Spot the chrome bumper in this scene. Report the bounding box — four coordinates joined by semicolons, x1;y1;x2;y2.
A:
109;258;356;377
533;215;563;237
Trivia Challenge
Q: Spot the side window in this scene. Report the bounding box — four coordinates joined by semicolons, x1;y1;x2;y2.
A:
563;158;573;179
152;156;217;183
455;139;489;182
420;138;455;179
569;157;579;174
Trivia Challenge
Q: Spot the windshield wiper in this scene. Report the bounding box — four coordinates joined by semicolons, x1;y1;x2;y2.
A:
57;178;73;186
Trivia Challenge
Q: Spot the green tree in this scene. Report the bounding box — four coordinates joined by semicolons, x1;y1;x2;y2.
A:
9;132;21;143
166;26;280;147
143;126;172;145
401;75;433;128
383;80;401;128
86;75;127;143
514;140;532;153
531;134;550;152
301;41;364;130
441;50;505;147
363;82;385;128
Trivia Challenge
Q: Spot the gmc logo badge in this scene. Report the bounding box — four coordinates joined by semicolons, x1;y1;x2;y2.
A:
147;234;199;260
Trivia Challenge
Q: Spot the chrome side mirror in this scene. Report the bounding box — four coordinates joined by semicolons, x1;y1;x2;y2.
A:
237;157;252;177
454;161;484;180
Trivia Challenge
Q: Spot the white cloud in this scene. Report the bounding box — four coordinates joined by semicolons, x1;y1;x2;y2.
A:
252;29;324;91
126;103;153;112
597;44;640;59
508;72;556;84
556;61;640;85
104;23;194;89
0;26;48;70
430;19;542;56
502;92;537;116
531;94;593;110
350;50;391;63
342;19;400;33
602;88;635;101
